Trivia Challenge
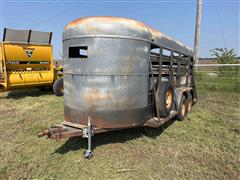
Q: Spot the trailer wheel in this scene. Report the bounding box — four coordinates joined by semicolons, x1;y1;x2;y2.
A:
53;78;63;96
176;95;187;121
187;93;193;113
157;81;174;117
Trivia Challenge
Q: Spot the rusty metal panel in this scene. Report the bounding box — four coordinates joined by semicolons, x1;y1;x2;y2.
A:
63;16;151;41
63;36;152;128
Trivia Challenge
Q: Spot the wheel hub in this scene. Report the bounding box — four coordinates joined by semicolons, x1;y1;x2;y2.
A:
166;90;173;108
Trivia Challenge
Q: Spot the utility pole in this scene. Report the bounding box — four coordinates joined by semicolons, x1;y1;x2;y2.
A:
194;0;202;68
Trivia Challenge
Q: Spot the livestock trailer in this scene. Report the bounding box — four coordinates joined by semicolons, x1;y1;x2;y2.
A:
39;16;197;158
0;28;63;96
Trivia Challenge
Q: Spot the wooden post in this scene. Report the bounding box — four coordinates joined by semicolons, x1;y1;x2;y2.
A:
194;0;202;68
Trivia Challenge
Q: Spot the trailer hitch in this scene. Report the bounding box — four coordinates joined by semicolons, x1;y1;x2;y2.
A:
38;116;95;159
38;125;64;141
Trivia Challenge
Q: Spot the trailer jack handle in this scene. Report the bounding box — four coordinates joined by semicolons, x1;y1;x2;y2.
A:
83;115;93;159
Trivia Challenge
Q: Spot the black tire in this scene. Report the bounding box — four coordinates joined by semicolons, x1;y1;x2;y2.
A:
53;78;63;96
176;95;187;121
157;81;174;117
186;93;193;113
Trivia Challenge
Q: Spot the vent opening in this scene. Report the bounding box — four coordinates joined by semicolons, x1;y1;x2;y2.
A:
69;46;88;58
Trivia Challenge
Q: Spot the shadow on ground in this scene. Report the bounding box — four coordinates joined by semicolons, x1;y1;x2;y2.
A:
3;88;53;99
54;118;177;155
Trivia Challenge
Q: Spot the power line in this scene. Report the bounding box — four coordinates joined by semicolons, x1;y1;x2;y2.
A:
214;0;228;48
30;5;76;28
27;2;59;23
30;1;87;29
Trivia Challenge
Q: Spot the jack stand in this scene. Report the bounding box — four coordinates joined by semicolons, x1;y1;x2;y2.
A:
83;115;93;159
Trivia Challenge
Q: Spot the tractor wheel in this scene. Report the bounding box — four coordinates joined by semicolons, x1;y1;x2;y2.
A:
157;81;174;117
176;95;187;121
53;78;63;96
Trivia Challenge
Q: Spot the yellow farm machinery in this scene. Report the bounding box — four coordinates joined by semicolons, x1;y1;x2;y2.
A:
0;28;63;96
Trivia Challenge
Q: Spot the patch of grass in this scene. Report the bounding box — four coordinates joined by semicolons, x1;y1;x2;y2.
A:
0;88;239;179
195;70;240;92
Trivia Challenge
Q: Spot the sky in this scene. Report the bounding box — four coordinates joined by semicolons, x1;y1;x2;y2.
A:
0;0;239;59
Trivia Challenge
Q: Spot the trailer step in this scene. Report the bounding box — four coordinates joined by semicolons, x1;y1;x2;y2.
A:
144;111;178;128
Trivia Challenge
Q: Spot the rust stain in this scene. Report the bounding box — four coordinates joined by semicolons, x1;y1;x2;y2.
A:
85;25;102;34
64;16;147;30
84;87;111;102
64;108;118;128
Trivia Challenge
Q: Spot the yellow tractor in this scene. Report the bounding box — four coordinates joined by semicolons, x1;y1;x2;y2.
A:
0;28;63;96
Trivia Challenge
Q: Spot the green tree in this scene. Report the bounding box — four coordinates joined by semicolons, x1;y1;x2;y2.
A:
210;48;239;76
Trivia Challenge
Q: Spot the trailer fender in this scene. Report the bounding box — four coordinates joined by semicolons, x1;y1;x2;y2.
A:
174;87;192;111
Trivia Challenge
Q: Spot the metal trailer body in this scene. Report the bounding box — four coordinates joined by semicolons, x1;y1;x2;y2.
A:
63;17;153;129
39;17;197;157
0;28;63;94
